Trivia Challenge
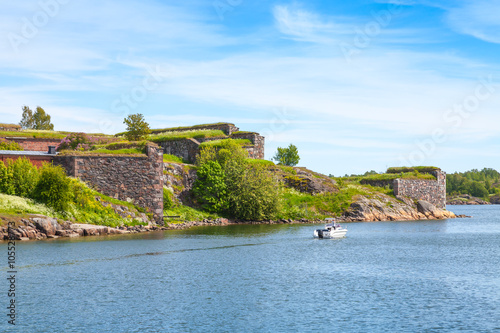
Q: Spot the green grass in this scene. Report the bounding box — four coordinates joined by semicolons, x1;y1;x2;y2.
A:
200;138;252;148
90;148;144;155
0;130;68;139
148;122;235;134
61;141;151;156
164;204;221;223
0;123;21;130
92;141;146;150
0;193;59;216
0;130;113;139
58;149;145;156
148;129;227;142
277;185;367;220
95;192;145;212
277;165;296;175
448;197;468;202
163;154;185;163
338;171;436;184
386;166;439;174
232;131;257;135
247;159;275;166
0;183;148;227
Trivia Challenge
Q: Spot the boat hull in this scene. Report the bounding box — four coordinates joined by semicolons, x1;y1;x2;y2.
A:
314;228;347;239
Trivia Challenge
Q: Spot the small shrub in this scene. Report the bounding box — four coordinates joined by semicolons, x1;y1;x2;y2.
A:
163;187;174;210
0;161;15;195
33;164;71;211
0;138;23;151
7;157;39;197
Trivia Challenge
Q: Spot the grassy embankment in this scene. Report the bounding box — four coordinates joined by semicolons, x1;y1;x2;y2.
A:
162;160;394;222
0;182;148;228
57;141;149;156
0;129;113;139
163;164;444;222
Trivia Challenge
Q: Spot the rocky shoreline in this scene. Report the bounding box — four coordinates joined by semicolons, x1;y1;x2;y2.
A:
2;215;325;241
1;215;168;241
447;194;499;205
339;194;463;222
2;195;469;241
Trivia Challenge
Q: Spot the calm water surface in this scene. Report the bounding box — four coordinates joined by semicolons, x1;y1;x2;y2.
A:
1;205;499;332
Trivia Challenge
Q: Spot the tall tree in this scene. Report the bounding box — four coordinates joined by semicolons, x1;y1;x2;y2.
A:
123;113;151;141
19;106;54;130
273;144;300;166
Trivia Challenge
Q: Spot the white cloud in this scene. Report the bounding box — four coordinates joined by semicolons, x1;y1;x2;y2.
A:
146;50;500;140
1;0;499;173
272;4;352;43
446;0;500;44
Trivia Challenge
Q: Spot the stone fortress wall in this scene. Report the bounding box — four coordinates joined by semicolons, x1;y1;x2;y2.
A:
158;123;265;163
54;144;164;224
394;170;447;209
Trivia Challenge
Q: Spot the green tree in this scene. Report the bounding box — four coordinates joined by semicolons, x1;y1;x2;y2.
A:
123;113;151;141
32;164;71;211
19;106;54;130
192;161;228;213
195;139;281;220
469;181;489;198
224;162;281;221
273;144;300;166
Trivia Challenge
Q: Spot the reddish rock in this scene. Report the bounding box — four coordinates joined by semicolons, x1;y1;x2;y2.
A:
32;217;59;236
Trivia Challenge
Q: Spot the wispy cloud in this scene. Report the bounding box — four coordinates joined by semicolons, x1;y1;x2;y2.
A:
446;0;500;44
272;4;352;43
0;0;499;174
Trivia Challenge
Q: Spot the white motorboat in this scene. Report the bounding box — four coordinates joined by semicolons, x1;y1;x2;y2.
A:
313;218;347;239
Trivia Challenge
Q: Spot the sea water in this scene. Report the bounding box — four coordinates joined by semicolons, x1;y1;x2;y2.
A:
1;205;499;332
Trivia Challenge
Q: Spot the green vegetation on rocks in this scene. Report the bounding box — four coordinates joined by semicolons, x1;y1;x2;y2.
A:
0;157;147;227
163;154;185;163
199;138;252;148
149;122;234;134
386;166;439;174
148;129;226;142
0;123;21;130
0;138;23;151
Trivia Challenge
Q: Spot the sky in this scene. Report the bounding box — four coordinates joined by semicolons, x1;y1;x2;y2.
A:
1;0;499;175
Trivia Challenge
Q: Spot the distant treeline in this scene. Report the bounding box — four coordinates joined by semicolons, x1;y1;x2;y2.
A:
447;168;500;199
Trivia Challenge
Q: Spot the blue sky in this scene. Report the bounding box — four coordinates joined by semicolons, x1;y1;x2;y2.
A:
1;0;499;175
